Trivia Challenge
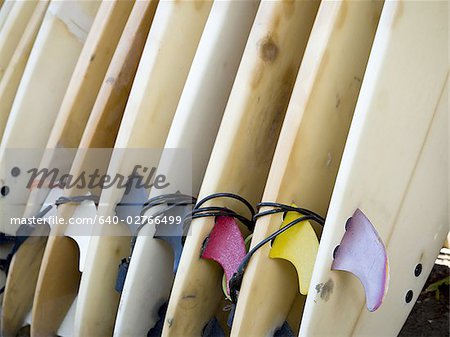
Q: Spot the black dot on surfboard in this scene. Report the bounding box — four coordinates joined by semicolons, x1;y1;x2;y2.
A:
1;186;9;197
333;245;340;259
414;264;422;277
11;166;20;177
405;290;413;303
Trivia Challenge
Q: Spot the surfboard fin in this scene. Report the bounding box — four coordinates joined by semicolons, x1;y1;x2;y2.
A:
269;205;319;295
201;215;246;296
331;208;389;312
114;175;147;291
153;203;192;274
115;174;148;235
63;197;98;272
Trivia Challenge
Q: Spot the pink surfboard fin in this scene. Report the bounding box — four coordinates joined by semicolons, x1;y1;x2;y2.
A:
201;216;246;295
331;208;389;311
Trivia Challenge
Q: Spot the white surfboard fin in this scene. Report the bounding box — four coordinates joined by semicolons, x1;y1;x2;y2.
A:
152;192;195;273
153;211;184;274
63;196;98;272
331;208;389;311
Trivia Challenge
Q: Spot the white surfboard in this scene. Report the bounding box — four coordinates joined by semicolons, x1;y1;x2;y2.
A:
0;0;38;82
0;0;100;236
162;1;320;336
23;0;135;219
0;0;49;141
72;2;214;336
230;1;383;336
113;1;259;335
1;2;136;335
300;1;448;336
30;2;158;336
0;0;48;307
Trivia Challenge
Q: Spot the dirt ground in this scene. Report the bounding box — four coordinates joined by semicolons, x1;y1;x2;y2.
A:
399;264;449;337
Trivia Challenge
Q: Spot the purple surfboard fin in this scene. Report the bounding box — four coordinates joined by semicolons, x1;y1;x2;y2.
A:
331;208;389;311
201;216;246;295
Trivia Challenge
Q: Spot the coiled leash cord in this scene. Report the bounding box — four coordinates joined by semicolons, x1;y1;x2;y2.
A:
229;202;325;304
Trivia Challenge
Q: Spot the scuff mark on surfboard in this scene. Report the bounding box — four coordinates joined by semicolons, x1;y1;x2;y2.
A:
182;294;196;300
48;2;94;43
315;278;334;301
335;93;341;108
326;153;332;167
179;291;199;310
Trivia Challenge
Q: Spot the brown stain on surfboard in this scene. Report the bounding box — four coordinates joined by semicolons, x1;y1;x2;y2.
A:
250;36;280;89
54;15;82;45
273;15;281;31
251;0;298;89
259;36;279;63
252;64;297;170
335;0;348;30
282;0;295;19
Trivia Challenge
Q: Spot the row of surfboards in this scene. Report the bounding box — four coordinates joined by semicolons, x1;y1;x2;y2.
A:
0;0;448;336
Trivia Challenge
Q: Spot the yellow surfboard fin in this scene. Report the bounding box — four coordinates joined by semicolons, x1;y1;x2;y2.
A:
269;204;319;295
